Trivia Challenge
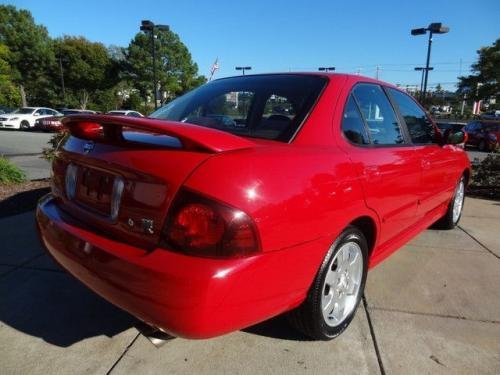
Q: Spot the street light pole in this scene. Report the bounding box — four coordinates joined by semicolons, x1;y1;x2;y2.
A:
318;67;335;72
58;56;66;106
411;23;449;103
422;31;433;101
141;20;169;110
415;66;434;100
235;66;252;75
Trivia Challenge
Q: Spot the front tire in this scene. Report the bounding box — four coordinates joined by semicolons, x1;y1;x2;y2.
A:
434;176;465;229
288;226;368;340
20;120;30;130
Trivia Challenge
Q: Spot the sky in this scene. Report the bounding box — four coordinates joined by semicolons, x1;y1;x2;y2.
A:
5;0;500;91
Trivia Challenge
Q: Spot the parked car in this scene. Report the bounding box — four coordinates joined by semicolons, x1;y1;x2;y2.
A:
107;110;144;117
464;120;500;152
36;73;470;341
0;105;14;115
480;110;500;120
436;121;465;134
34;109;97;132
0;107;62;130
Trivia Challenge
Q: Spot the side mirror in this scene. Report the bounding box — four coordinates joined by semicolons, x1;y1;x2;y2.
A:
33;113;40;116
446;130;467;145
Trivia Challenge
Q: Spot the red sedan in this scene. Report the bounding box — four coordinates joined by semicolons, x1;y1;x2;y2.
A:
36;73;470;340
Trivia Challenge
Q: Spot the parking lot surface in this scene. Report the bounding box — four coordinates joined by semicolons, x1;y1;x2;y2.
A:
0;197;499;374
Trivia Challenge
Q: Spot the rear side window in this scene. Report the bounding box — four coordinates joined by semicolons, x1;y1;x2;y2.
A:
352;84;404;145
342;95;370;145
388;88;435;144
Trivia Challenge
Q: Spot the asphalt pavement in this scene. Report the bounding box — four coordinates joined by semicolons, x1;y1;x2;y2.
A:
0;130;52;180
0;197;499;374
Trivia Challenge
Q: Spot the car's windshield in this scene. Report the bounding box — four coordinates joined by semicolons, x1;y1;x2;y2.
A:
13;108;35;114
150;74;327;142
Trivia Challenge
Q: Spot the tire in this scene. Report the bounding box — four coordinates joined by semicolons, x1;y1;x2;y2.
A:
288;226;368;340
434;176;465;230
20;120;30;130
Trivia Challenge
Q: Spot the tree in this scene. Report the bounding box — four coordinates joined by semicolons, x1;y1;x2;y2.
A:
0;5;55;106
52;36;120;109
458;39;500;105
0;44;21;106
124;27;206;111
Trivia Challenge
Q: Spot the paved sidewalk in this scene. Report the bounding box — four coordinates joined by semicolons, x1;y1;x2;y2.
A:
0;198;499;374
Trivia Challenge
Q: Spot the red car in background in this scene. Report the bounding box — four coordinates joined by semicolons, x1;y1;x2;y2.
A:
464;120;500;152
36;73;470;341
35;109;98;132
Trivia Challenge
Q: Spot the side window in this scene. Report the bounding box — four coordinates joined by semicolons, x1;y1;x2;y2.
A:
352;84;404;145
35;109;43;115
342;95;370;145
388;88;435;144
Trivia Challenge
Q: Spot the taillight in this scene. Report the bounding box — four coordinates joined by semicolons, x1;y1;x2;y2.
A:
161;190;260;258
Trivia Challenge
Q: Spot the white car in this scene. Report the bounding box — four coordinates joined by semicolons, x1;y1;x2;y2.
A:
0;107;62;130
106;110;144;117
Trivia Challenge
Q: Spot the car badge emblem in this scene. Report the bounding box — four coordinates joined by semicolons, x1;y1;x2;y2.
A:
83;141;95;154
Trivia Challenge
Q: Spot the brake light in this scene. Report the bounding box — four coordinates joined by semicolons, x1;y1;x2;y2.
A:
70;121;103;139
161;190;260;258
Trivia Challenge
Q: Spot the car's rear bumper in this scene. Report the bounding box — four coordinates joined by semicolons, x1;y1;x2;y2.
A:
36;194;326;338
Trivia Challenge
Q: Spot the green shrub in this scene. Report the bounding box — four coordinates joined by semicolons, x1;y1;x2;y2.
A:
0;157;26;184
41;131;67;161
469;154;500;199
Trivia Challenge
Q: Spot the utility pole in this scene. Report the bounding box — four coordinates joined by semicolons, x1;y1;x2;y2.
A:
375;66;380;80
58;56;66;106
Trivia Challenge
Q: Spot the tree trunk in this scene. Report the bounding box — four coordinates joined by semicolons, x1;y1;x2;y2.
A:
19;84;27;107
79;90;90;109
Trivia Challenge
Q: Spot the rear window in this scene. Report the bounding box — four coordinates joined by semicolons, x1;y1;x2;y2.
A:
150;74;327;142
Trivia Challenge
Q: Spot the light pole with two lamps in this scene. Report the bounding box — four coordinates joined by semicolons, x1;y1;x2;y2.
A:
318;67;335;72
411;22;449;103
140;20;169;110
235;66;252;75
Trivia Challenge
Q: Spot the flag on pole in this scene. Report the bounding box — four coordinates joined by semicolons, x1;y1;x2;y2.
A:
209;58;219;81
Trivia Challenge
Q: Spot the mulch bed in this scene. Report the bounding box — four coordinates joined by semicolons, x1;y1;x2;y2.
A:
0;179;50;219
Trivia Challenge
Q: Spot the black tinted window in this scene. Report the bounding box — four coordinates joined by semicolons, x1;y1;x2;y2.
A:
150;75;327;142
352;84;404;145
342;95;369;144
388;88;435;144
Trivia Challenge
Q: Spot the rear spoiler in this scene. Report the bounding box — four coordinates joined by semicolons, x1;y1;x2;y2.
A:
62;114;255;153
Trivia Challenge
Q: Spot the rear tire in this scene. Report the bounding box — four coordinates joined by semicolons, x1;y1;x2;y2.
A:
434;176;465;230
288;226;368;340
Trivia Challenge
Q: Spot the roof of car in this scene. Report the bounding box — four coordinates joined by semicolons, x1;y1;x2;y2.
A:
211;72;400;89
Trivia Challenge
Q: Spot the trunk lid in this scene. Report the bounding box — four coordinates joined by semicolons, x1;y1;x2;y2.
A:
51;115;255;250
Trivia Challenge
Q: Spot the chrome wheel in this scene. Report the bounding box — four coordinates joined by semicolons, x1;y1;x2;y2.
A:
321;241;363;327
452;179;465;224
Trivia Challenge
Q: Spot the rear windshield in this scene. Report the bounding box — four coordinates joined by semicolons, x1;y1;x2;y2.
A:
150;74;327;142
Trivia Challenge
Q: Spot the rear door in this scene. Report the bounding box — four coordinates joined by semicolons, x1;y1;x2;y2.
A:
386;88;458;216
340;83;421;247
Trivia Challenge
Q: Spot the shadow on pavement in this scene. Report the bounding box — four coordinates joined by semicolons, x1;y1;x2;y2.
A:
243;314;311;341
0;262;138;347
0;187;50;219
